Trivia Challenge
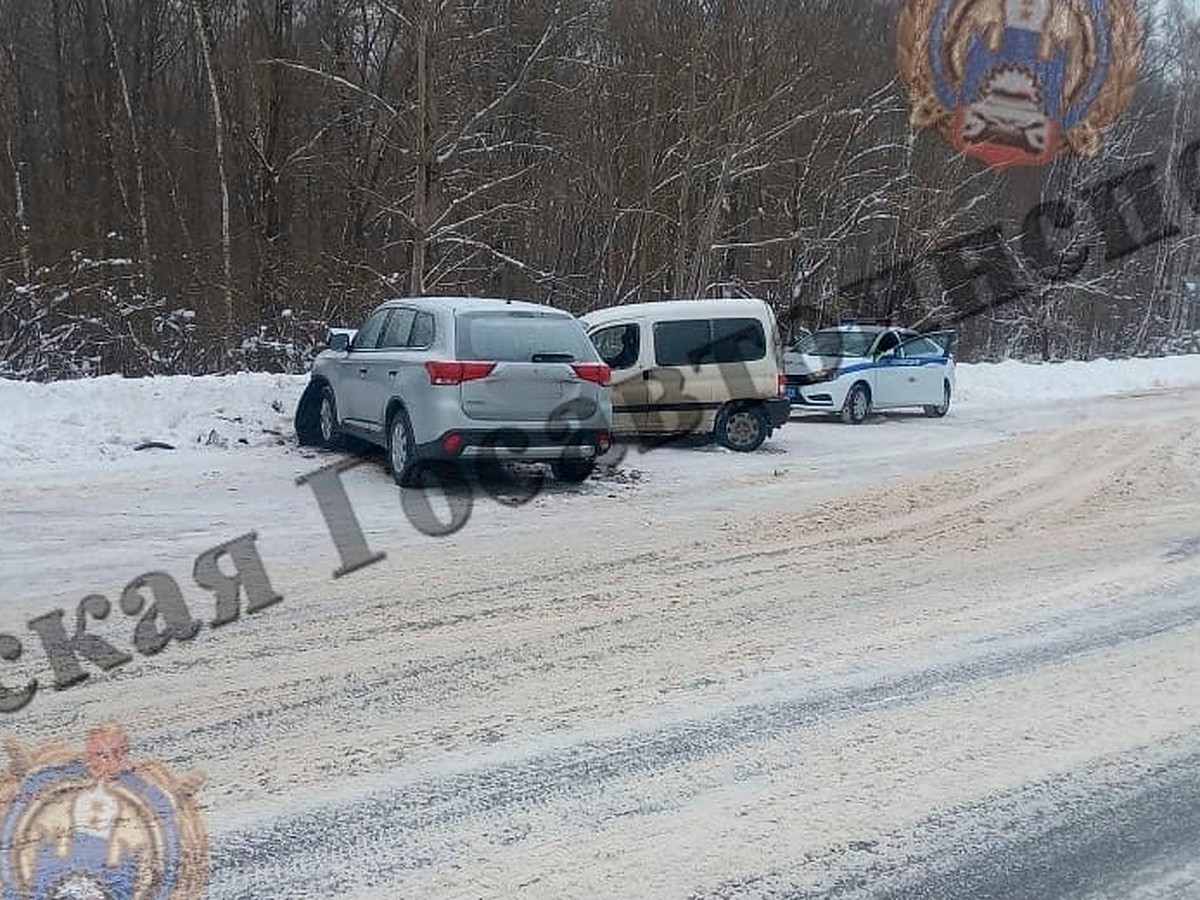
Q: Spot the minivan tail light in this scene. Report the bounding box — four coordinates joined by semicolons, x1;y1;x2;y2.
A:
777;373;787;396
572;363;611;387
425;361;496;385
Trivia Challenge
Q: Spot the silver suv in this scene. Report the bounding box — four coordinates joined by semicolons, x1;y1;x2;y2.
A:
296;297;613;485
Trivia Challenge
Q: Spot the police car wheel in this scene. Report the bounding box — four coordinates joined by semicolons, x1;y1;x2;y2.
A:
924;382;951;418
841;383;871;425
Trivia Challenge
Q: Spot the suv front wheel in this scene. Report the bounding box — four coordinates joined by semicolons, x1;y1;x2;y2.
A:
318;385;343;449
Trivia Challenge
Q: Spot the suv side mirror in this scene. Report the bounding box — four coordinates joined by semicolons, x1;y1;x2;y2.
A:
327;332;350;352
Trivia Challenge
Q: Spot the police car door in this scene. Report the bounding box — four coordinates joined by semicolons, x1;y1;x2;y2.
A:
869;330;909;408
897;332;954;406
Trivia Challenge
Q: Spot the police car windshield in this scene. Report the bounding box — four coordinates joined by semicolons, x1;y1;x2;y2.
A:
796;330;878;358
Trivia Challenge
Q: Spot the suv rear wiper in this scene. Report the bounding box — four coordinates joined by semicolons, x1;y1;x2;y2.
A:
531;352;575;363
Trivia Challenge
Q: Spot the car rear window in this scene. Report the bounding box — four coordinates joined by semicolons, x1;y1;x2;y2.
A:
455;310;597;362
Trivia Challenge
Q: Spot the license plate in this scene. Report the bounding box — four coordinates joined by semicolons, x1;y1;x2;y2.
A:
786;385;801;400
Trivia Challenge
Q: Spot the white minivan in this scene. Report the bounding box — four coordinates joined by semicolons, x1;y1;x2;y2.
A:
580;298;790;452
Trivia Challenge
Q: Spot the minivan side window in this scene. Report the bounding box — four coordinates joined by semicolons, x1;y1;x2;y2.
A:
653;318;767;367
591;324;640;369
654;320;713;367
711;318;766;363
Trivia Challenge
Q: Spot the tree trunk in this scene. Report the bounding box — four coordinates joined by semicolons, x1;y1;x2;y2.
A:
9;142;32;283
52;0;73;201
190;0;234;347
675;46;698;298
100;0;151;277
410;13;430;296
262;0;293;246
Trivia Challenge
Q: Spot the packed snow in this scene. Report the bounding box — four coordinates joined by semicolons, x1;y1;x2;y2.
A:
2;356;1199;470
3;356;1200;900
0;372;305;467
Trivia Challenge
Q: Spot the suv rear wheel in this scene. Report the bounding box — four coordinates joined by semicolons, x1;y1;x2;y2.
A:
387;408;421;488
715;403;768;452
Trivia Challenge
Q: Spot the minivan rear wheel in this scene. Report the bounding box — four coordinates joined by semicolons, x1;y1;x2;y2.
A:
715;404;767;452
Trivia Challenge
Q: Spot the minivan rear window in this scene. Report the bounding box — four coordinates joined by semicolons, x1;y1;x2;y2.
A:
455;310;597;363
654;318;767;367
711;318;766;363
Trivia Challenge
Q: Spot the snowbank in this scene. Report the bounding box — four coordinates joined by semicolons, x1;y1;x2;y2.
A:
2;355;1199;469
0;372;307;467
954;355;1200;406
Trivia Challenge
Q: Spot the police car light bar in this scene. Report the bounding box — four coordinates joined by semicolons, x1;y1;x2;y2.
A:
838;314;901;326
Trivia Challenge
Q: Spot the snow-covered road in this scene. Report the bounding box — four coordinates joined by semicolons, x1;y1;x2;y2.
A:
2;361;1199;898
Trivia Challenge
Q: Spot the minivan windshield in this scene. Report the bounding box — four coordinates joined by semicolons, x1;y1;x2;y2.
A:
455;310;597;362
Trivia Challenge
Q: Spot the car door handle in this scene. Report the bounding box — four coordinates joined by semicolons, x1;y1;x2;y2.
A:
358;367;368;377
388;371;397;378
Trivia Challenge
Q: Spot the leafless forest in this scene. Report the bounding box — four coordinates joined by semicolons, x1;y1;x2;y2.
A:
1;0;1199;379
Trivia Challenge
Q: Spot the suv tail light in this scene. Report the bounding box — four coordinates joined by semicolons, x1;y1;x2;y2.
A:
572;363;611;387
777;373;787;395
425;361;496;385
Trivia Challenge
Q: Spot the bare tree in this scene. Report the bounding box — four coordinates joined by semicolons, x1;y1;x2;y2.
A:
2;0;1200;378
99;0;152;276
190;0;234;343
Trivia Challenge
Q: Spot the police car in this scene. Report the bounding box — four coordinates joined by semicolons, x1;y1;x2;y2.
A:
782;319;955;424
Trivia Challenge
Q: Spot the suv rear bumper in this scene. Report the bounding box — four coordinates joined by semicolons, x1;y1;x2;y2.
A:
416;428;612;462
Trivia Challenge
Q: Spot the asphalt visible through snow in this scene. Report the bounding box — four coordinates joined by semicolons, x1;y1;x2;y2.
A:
857;753;1200;900
205;573;1200;899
